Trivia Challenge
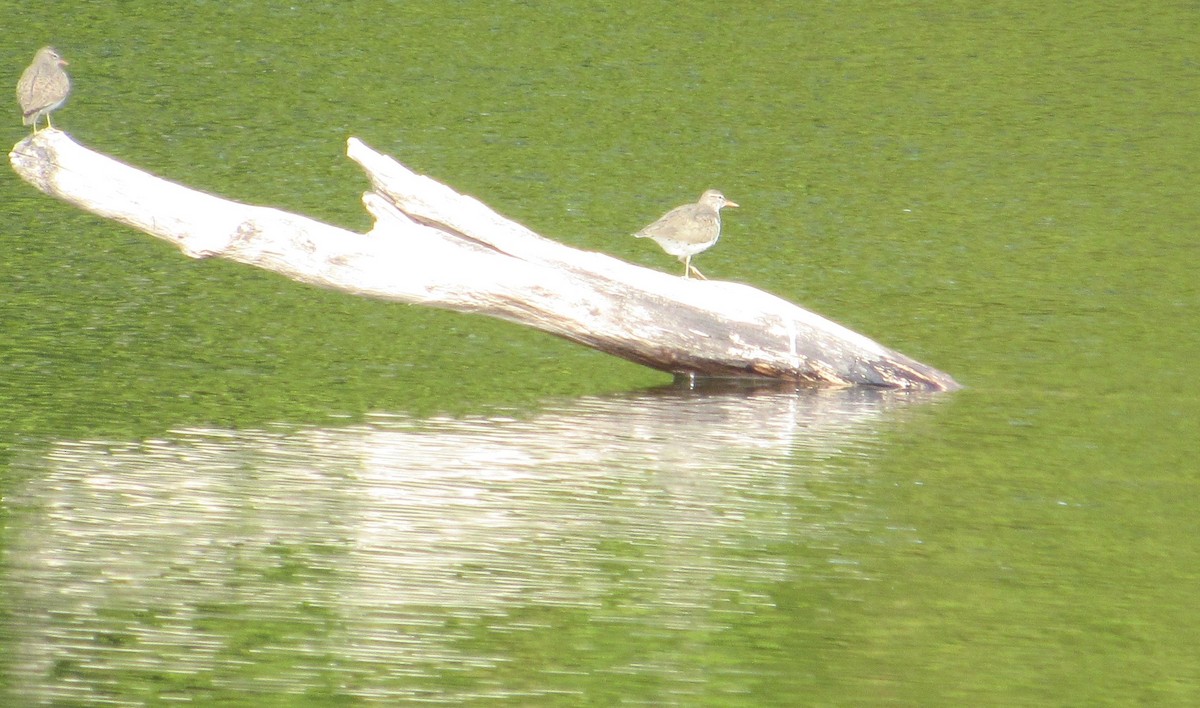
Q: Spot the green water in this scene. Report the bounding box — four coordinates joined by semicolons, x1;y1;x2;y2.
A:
3;1;1198;705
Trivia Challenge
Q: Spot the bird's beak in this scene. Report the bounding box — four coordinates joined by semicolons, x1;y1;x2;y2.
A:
725;200;740;208
59;58;69;66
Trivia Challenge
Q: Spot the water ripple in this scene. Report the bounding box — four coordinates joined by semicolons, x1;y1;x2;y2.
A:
4;387;934;704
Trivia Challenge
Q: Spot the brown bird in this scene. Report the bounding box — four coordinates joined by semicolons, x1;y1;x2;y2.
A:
634;189;739;279
16;47;71;133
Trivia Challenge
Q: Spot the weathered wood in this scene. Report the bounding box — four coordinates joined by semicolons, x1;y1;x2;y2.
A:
10;130;960;391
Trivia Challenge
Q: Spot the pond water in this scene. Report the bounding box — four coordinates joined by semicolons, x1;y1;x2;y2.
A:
3;1;1198;705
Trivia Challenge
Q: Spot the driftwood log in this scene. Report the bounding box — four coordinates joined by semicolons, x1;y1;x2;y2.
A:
10;131;959;391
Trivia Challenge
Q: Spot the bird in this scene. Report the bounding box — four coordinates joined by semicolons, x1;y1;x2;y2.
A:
16;47;71;133
634;189;739;279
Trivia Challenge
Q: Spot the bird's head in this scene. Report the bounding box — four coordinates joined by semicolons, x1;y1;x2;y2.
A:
700;189;738;211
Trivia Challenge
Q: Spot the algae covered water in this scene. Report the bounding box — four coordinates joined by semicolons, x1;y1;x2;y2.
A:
3;1;1197;704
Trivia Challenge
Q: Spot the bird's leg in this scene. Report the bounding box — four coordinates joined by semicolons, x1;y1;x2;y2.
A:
45;114;54;130
681;255;707;279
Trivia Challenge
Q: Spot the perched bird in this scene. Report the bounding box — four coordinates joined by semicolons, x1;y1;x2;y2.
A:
634;189;739;279
16;47;71;133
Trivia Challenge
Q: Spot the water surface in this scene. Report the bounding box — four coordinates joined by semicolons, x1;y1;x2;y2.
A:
3;0;1198;704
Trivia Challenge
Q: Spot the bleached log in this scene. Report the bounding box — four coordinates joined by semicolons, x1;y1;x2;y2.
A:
10;131;959;391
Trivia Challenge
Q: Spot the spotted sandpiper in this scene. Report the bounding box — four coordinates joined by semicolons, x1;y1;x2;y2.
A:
16;47;70;133
634;189;739;279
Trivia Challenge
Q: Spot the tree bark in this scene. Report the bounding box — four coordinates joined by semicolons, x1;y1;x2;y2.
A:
10;131;960;391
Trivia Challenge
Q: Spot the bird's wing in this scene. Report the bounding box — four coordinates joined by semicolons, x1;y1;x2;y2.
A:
17;63;50;109
637;204;703;239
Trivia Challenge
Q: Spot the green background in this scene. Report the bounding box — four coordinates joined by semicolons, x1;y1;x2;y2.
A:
3;1;1197;704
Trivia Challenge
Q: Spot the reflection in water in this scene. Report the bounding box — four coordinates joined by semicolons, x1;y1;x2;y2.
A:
3;388;938;703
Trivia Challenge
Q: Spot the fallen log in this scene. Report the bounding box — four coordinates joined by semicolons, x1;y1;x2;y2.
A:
10;131;960;391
